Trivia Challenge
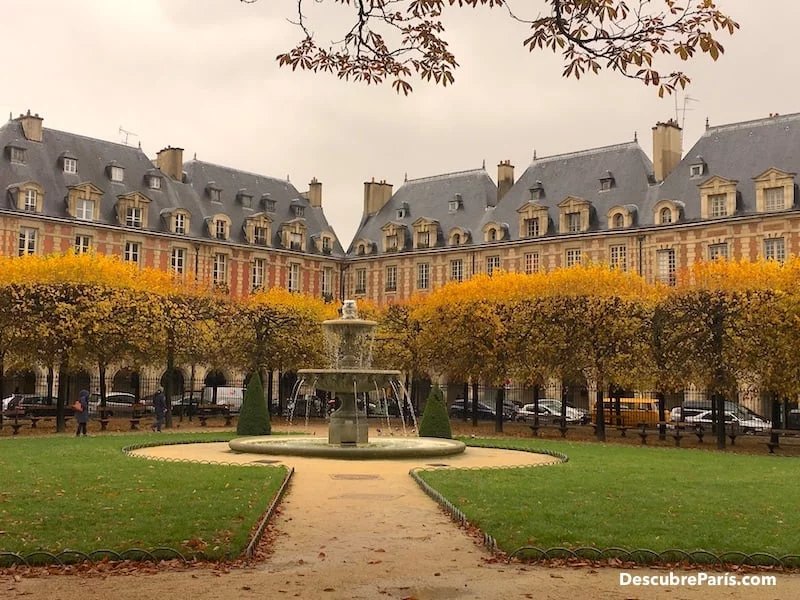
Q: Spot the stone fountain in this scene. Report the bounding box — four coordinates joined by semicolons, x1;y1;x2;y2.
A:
229;300;465;459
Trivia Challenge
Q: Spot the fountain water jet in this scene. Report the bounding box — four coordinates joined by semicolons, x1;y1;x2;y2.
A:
229;300;465;459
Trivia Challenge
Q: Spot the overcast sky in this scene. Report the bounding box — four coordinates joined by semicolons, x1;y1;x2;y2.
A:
2;0;794;246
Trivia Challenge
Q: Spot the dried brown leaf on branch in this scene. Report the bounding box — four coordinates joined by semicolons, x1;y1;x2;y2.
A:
243;0;738;94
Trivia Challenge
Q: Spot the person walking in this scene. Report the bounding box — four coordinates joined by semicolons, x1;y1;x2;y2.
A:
75;389;89;437
152;387;166;432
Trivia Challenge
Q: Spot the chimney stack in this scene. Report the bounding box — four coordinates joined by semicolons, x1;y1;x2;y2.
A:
652;119;682;182
363;178;393;217
156;146;184;181
16;110;43;142
497;160;514;203
307;177;322;208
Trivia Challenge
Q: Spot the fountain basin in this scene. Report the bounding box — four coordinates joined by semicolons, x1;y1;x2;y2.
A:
298;368;401;393
229;436;466;460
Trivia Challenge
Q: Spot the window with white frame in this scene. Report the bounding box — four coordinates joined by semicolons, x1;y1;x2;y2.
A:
215;219;227;240
148;175;162;190
487;255;501;276
385;265;397;291
709;243;728;261
18;228;36;256
209;188;221;203
322;236;332;253
126;206;143;228
213;253;228;285
525;217;540;238
610;245;627;271
417;263;430;289
657;249;676;285
709;193;727;218
264;198;276;212
524;252;539;275
764;238;786;263
74;235;91;254
288;263;300;292
764;187;785;211
251;258;265;290
77;198;94;221
24;189;37;212
659;207;672;224
294;205;304;217
612;213;625;229
567;212;582;232
386;234;398;251
110;166;124;182
565;248;582;267
289;232;302;250
322;267;333;296
448;199;459;213
450;259;463;282
690;163;705;177
488;228;497;242
253;226;268;245
63;157;77;174
355;269;367;294
171;247;185;275
174;212;186;234
124;241;140;264
417;230;430;247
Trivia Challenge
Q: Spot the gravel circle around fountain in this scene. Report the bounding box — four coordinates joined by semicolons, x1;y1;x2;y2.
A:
228;435;466;459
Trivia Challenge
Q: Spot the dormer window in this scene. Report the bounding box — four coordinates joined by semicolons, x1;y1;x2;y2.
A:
709;193;727;217
525;217;539;238
24;189;38;212
288;232;301;250
148;175;162;190
261;194;276;212
396;203;409;219
489;228;497;241
417;231;430;247
237;190;253;208
253;226;268;245
109;165;124;182
207;183;222;203
660;207;672;224
567;212;582;232
613;213;624;228
215;219;227;239
63;157;77;174
754;168;795;213
690;161;706;178
453;233;460;245
8;146;25;164
126;206;143;228
386;234;398;251
449;194;462;213
599;171;614;191
530;182;544;201
321;236;332;254
294;205;304;217
174;212;186;234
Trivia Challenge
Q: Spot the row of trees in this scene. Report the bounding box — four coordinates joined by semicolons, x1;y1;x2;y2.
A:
0;253;333;431
3;252;799;446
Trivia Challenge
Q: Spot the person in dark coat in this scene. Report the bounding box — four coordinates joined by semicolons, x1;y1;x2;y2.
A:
152;387;166;432
75;389;90;437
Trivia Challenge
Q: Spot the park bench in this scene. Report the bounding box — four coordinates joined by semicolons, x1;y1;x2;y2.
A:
766;429;800;454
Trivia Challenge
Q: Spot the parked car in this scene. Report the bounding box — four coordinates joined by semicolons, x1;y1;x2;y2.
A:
2;393;24;412
516;399;585;425
6;395;71;418
669;400;767;424
596;398;662;426
89;392;149;417
684;410;771;434
448;399;515;420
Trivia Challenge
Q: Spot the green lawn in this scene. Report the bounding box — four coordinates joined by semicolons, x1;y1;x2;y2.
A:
417;438;800;557
0;433;286;561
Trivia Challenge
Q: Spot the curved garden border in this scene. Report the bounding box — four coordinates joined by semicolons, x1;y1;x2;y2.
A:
0;439;293;568
410;443;800;570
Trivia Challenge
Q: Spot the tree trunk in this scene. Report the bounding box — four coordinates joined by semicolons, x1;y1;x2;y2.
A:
495;386;504;433
657;391;666;441
770;392;781;446
595;384;605;441
715;393;726;450
267;369;274;415
0;353;5;428
471;381;479;427
533;383;540;429
165;346;175;429
462;381;469;422
56;364;68;434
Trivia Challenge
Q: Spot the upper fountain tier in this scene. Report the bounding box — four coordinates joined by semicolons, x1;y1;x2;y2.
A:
299;299;400;393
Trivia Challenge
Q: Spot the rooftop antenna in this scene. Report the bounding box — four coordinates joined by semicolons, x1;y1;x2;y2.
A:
118;125;138;146
675;94;698;130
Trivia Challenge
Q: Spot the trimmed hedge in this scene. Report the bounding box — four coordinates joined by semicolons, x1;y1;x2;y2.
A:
236;372;271;436
418;385;452;439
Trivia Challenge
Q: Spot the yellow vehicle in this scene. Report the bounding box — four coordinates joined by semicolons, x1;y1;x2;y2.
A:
594;398;663;427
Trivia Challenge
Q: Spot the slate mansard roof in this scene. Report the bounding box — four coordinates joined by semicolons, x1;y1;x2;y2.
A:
651;113;800;222
0;118;344;256
349;168;499;253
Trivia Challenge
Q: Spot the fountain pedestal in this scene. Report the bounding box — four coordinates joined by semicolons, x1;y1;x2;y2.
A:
328;392;368;445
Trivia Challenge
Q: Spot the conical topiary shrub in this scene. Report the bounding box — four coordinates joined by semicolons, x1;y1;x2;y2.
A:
236;372;271;436
418;385;452;439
